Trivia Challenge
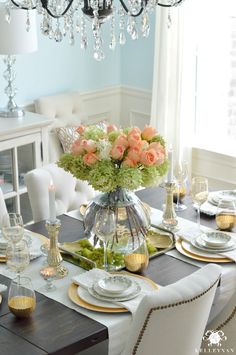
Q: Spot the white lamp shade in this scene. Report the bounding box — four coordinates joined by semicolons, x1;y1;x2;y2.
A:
0;5;38;55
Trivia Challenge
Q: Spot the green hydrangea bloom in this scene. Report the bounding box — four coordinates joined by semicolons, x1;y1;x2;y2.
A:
58;155;91;181
117;167;142;190
88;160;117;192
108;131;120;142
83;125;105;141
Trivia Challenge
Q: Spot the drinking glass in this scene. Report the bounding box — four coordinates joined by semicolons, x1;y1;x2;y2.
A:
191;177;208;235
216;199;236;232
94;208;116;271
174;161;188;211
8;276;36;318
6;240;30;283
2;213;24;244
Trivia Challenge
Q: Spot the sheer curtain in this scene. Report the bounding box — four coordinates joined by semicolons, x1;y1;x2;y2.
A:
150;0;197;169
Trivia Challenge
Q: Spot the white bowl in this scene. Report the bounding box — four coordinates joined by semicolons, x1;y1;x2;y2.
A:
97;275;132;295
202;232;231;247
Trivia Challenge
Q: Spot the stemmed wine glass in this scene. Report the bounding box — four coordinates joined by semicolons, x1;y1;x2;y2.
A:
2;213;24;245
191;177;209;235
6;240;30;283
94;208;116;271
174;161;188;212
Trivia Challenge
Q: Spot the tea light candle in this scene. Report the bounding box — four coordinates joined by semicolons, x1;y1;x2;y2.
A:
48;181;56;223
40;267;55;279
167;148;173;182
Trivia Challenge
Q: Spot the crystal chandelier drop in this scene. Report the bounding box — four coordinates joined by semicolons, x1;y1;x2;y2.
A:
5;0;184;60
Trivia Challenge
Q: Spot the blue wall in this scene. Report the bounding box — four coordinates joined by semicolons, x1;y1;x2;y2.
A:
0;13;155;106
120;14;155;91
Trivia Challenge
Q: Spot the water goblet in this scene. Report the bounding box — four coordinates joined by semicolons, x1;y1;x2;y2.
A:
174;161;188;211
8;276;36;318
191;177;209;235
2;213;24;245
6;240;30;283
94;208;116;271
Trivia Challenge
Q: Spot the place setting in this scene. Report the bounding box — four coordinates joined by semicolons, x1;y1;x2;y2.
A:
68;268;158;313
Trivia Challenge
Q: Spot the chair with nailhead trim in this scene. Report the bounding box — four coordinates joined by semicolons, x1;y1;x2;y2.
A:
121;264;221;355
0;188;7;226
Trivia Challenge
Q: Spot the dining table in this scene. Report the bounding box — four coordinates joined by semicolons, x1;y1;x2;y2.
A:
0;186;235;355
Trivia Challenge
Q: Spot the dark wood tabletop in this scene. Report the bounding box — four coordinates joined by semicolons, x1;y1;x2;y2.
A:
0;186;217;355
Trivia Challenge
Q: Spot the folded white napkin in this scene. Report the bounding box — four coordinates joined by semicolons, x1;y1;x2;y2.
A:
72;268;158;314
0;283;7;292
193;201;218;216
177;227;236;262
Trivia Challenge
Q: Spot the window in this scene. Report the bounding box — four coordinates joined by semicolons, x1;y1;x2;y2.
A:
189;0;236;157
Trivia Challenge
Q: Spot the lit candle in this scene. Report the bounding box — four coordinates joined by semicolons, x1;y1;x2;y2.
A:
48;181;56;222
167;148;173;182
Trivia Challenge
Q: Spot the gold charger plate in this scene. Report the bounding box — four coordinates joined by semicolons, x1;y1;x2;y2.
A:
175;239;232;263
68;273;158;313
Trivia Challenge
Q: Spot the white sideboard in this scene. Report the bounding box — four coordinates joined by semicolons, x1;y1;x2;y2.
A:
0;112;53;223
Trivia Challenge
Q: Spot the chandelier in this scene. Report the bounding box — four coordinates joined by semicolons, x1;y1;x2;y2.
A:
5;0;184;60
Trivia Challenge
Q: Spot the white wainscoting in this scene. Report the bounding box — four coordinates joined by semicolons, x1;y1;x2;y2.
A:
192;148;236;190
24;86;235;189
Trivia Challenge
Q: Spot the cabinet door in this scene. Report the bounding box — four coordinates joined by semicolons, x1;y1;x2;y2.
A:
0;133;42;223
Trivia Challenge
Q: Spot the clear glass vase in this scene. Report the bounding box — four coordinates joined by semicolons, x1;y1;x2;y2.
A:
83;187;151;257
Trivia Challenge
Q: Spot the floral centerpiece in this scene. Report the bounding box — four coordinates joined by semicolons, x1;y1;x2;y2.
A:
58;123;168;269
58;124;168;192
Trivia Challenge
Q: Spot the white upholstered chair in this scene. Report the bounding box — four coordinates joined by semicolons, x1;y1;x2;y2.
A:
25;163;95;223
0;188;7;226
121;264;221;355
202;290;236;350
35;92;85;163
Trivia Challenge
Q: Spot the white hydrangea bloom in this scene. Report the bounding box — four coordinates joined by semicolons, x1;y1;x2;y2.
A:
97;139;112;160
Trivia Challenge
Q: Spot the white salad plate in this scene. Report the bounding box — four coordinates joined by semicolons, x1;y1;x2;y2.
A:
97;275;133;295
88;281;141;302
202;231;232;247
191;235;236;254
93;279;141;299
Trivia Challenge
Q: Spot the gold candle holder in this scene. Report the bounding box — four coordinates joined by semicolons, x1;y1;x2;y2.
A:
45;219;68;279
216;214;236;231
162;182;179;231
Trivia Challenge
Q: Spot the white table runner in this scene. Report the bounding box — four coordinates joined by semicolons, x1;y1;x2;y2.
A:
0;207;235;355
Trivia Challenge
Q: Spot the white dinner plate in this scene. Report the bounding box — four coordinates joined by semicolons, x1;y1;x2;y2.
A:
182;240;225;259
208;190;236;206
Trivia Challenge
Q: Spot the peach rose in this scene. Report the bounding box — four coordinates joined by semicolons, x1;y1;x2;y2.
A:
110;144;125;160
136;140;149;152
155;151;166;165
140;149;158;166
127;132;142;148
142;125;157;141
71;140;85;156
127;147;140;164
107;124;118;133
82;139;97;153
149;142;165;155
128;127;141;136
83;152;99;166
76;125;85;135
122;157;137;168
114;134;129;148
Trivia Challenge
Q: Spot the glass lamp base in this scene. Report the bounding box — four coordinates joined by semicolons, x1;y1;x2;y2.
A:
0;107;25;118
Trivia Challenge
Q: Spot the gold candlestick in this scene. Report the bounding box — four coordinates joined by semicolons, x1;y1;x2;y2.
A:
162;182;179;231
45;219;68;278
